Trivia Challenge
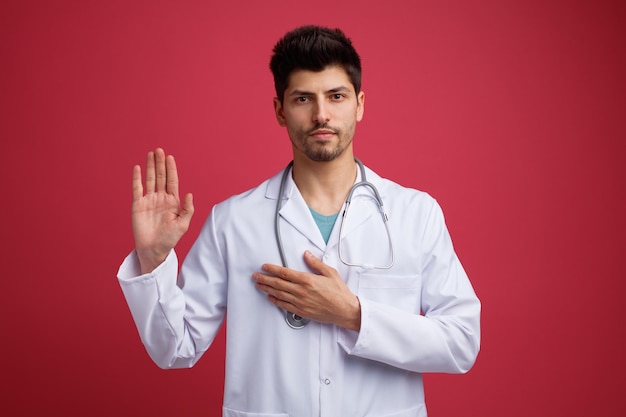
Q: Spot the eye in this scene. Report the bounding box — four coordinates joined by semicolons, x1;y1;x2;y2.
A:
296;96;310;103
331;93;346;101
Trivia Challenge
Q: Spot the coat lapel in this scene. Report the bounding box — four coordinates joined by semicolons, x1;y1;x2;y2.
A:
266;166;326;252
265;163;387;255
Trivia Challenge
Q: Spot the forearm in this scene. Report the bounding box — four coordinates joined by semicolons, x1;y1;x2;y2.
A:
339;297;481;374
117;250;202;368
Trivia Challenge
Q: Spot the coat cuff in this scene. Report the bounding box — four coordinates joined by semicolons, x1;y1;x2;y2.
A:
337;297;371;354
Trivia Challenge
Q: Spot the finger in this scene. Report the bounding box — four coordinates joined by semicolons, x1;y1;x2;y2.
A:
267;295;300;316
261;264;297;282
145;151;155;194
182;192;194;212
303;250;330;275
181;193;195;222
154;148;167;192
254;270;298;293
132;165;143;201
255;276;299;306
165;154;179;197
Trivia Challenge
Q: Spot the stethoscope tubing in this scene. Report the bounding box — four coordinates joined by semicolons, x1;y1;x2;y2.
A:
274;158;393;329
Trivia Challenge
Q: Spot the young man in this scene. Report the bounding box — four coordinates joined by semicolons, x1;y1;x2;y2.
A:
118;25;480;417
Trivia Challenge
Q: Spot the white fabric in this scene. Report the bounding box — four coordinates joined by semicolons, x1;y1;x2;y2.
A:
118;164;481;417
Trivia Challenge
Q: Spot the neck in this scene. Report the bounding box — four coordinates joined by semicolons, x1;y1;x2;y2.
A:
292;153;358;215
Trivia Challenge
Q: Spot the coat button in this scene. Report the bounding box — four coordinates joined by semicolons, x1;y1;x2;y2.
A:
324;378;331;385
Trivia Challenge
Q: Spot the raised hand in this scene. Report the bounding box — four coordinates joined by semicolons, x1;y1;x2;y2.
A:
132;148;194;274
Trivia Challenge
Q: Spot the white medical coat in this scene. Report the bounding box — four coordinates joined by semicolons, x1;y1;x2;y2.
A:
118;164;481;417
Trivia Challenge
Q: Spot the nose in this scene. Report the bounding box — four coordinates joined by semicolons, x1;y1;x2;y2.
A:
313;101;330;124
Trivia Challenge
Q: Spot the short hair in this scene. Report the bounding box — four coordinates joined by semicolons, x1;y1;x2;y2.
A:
270;25;362;103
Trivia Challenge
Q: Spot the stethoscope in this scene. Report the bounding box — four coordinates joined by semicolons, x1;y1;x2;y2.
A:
274;158;395;329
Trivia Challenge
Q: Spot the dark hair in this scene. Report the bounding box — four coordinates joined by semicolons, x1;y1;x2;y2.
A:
270;25;362;103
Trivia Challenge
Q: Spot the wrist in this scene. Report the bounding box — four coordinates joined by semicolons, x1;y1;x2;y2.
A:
342;295;362;332
136;248;169;274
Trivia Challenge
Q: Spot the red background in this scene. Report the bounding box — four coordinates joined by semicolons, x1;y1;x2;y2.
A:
1;0;624;416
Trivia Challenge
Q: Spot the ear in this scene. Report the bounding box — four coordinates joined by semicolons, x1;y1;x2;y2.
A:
273;97;287;127
356;90;365;122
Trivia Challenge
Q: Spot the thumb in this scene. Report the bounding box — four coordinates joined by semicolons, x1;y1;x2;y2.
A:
181;192;195;220
303;250;328;275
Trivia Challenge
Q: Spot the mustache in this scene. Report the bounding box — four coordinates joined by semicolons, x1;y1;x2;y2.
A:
307;123;339;135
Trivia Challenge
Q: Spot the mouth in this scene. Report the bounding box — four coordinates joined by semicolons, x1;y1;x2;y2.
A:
309;129;337;139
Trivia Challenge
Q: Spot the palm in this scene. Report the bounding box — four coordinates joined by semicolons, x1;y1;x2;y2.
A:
131;149;194;273
133;190;188;251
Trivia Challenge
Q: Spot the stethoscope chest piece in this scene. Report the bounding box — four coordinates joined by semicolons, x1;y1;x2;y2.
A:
285;311;310;329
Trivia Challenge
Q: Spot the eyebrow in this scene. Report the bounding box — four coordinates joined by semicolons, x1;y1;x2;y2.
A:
288;86;352;97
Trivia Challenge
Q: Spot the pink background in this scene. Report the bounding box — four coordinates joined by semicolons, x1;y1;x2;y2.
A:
2;0;624;415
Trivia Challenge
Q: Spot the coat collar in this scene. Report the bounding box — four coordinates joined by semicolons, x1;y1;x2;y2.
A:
265;161;386;200
265;161;386;252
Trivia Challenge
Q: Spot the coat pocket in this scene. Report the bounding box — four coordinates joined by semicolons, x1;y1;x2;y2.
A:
357;273;421;312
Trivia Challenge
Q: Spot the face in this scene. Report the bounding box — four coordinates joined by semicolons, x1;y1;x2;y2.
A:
274;66;365;162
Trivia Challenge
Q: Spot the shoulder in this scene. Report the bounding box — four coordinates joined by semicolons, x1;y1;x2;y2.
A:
364;166;453;244
365;165;438;208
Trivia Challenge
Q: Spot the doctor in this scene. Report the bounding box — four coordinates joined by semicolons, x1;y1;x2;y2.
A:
118;25;480;417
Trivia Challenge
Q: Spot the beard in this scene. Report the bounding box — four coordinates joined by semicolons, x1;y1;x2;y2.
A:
290;122;355;162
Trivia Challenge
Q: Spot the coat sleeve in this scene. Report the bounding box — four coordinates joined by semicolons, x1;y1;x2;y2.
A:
117;207;227;369
337;199;481;374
